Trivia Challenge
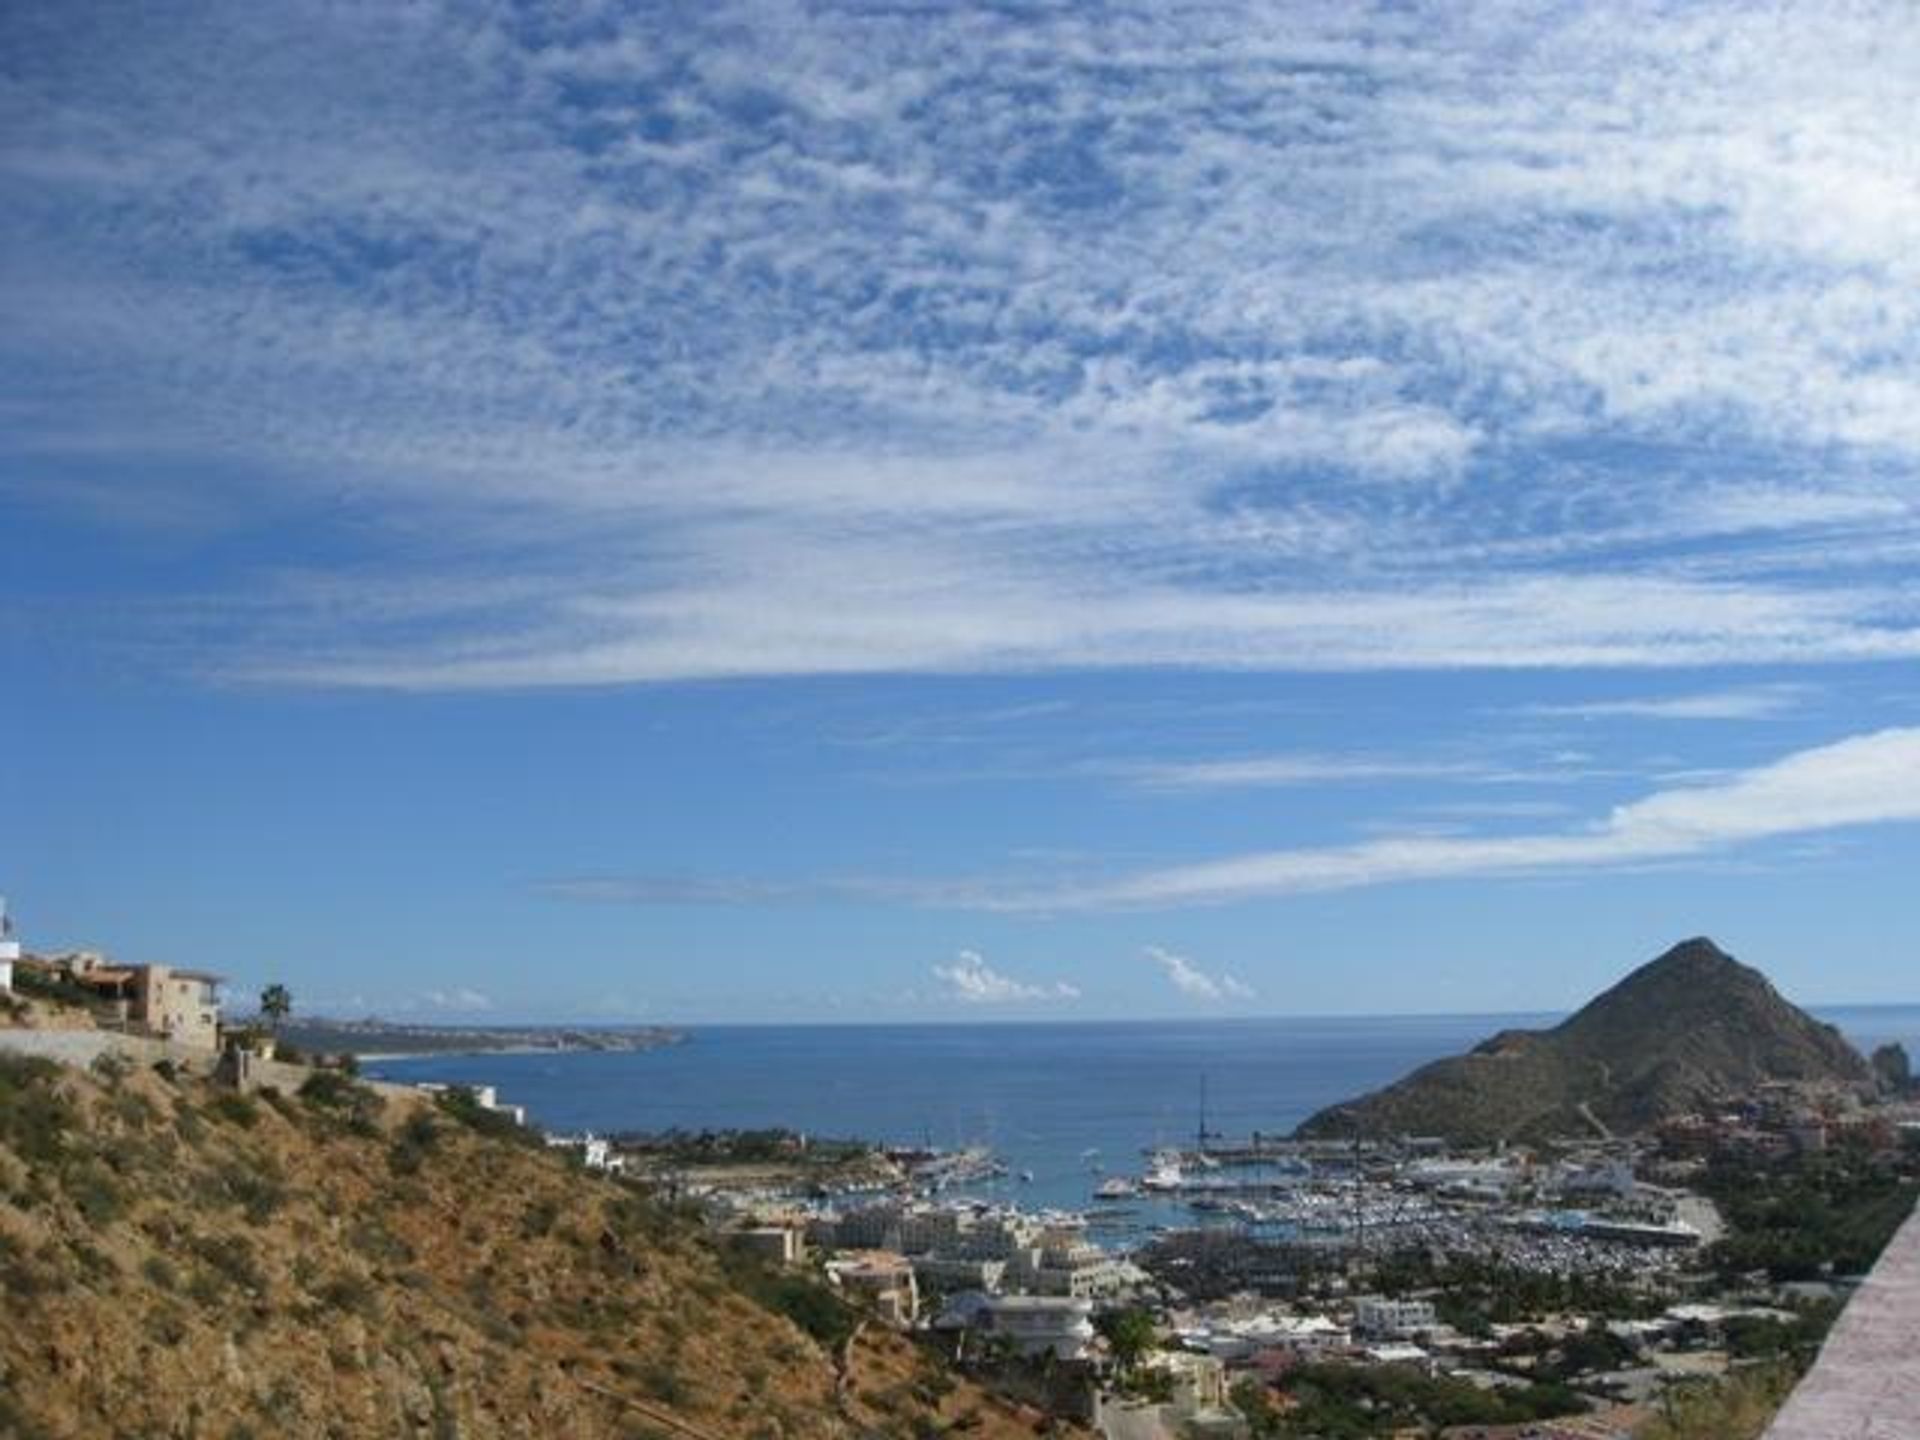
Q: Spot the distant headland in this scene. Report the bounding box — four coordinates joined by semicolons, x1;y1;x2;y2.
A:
271;1015;684;1060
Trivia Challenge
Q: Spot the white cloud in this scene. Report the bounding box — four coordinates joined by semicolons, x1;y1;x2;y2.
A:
420;988;494;1012
6;3;1920;685
931;951;1079;1005
1519;686;1811;722
1125;754;1490;791
1145;946;1254;1001
1020;727;1920;909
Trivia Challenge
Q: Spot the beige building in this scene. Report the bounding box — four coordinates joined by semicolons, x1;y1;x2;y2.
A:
135;965;223;1048
826;1251;920;1328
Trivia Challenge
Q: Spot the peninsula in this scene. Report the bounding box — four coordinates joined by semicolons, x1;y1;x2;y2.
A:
272;1016;683;1060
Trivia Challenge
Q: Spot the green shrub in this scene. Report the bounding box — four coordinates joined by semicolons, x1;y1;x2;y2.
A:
297;1071;386;1134
637;1361;689;1406
521;1196;561;1239
388;1111;440;1175
434;1087;533;1143
188;1233;265;1295
316;1272;378;1317
226;1167;286;1225
67;1161;124;1225
207;1093;261;1129
144;1304;190;1346
0;1055;73;1162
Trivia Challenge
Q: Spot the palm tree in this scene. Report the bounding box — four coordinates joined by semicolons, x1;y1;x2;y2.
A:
259;983;292;1033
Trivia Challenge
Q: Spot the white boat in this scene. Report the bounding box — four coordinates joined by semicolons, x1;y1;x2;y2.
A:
1094;1176;1139;1200
1140;1152;1185;1192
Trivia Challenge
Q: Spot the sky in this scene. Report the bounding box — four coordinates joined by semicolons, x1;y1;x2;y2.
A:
5;1;1920;1023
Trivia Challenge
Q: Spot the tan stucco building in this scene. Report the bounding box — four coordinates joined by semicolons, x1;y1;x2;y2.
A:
135;965;223;1048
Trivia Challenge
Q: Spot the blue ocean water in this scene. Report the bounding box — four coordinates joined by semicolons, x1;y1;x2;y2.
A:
365;1007;1920;1215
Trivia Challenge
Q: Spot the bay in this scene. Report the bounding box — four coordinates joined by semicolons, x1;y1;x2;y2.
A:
365;1007;1920;1216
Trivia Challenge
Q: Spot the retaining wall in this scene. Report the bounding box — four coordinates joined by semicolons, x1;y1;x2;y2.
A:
1763;1195;1920;1439
0;1027;422;1102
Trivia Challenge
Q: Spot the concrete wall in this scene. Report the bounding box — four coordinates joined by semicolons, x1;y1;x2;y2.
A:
1764;1195;1920;1439
0;1028;422;1103
0;1028;196;1071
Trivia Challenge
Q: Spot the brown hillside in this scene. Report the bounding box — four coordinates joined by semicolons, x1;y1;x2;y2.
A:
0;1052;1057;1440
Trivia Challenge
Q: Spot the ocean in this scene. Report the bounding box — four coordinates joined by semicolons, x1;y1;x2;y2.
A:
364;1006;1920;1217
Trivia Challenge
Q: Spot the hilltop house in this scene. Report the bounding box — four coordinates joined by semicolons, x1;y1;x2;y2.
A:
15;952;224;1049
137;965;225;1048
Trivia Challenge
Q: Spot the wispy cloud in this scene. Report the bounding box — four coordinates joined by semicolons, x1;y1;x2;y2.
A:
1016;727;1920;910
931;951;1079;1005
1519;685;1812;722
425;988;493;1012
1121;753;1490;791
6;3;1920;685
535;873;993;908
1145;946;1254;1001
535;728;1920;915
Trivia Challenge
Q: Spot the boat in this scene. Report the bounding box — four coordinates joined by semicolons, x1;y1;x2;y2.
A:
1094;1176;1139;1200
1140;1150;1185;1192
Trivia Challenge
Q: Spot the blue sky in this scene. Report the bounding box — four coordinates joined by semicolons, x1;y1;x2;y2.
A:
6;1;1920;1022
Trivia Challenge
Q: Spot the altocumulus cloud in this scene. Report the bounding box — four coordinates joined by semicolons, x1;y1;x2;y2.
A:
5;3;1920;685
932;951;1079;1005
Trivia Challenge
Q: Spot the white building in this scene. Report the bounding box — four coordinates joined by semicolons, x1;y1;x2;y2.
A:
1179;1311;1349;1362
0;897;18;994
1560;1158;1636;1198
975;1294;1096;1360
1020;1238;1139;1299
1354;1297;1437;1338
545;1132;625;1173
418;1081;527;1125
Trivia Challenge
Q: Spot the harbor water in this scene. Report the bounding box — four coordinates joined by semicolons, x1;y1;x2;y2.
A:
365;1007;1920;1219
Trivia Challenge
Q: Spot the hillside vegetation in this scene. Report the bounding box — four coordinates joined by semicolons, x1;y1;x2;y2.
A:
1296;937;1872;1145
0;1051;1045;1440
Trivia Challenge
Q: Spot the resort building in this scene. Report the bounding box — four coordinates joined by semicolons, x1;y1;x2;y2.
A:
973;1294;1096;1360
1019;1237;1139;1299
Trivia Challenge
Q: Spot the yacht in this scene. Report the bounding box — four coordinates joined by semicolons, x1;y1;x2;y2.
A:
1140;1151;1185;1192
1094;1176;1139;1200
